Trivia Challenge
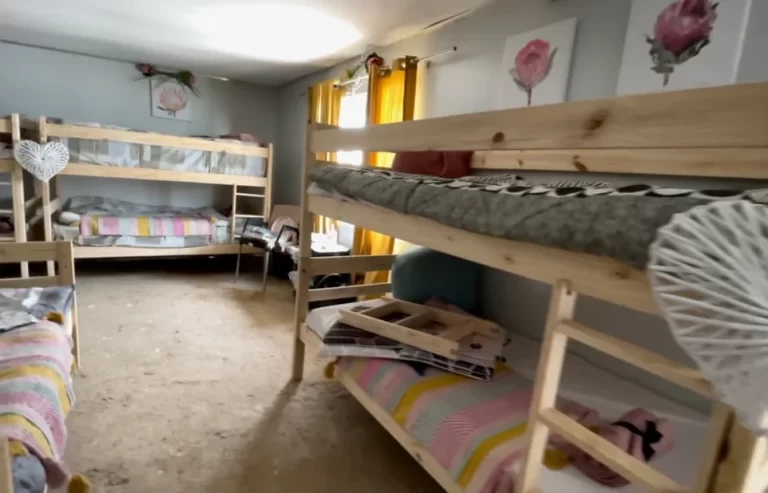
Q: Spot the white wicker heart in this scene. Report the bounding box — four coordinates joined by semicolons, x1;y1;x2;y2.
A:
649;200;768;434
13;140;69;182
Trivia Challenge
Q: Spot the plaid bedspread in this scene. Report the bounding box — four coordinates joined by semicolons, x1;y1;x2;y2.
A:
80;215;216;237
0;320;74;488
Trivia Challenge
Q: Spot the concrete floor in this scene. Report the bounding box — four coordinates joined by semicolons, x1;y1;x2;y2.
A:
63;260;441;492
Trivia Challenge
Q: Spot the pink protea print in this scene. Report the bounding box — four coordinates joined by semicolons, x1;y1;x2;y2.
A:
647;0;718;85
510;39;558;106
158;86;188;117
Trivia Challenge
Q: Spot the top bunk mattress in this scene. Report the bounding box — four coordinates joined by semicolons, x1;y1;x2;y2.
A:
308;165;768;270
48;120;266;177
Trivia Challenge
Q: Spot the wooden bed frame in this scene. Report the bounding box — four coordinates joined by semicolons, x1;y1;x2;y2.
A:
0;241;80;493
26;117;272;263
291;83;768;493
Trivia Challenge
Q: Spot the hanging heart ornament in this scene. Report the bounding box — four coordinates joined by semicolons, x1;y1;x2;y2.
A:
648;200;768;434
13;140;69;182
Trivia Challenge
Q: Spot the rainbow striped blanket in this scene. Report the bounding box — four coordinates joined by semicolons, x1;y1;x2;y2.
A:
80;214;216;237
0;320;74;488
338;358;591;493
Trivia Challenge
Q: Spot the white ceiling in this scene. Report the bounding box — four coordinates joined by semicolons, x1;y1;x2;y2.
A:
0;0;490;86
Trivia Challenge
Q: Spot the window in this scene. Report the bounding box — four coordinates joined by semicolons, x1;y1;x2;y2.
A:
337;90;367;166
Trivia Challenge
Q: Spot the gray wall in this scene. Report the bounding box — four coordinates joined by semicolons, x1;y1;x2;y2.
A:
0;42;278;207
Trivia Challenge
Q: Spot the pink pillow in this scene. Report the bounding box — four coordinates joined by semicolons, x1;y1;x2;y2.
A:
392;151;473;178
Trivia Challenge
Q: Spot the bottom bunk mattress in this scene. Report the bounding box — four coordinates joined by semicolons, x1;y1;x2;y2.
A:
306;303;709;493
54;196;233;248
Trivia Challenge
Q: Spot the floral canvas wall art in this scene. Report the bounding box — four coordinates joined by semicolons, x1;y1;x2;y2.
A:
617;0;751;95
151;79;193;121
498;18;577;109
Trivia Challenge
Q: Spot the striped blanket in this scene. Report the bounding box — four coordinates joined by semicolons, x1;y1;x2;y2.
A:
80;215;216;237
338;358;591;493
0;320;74;489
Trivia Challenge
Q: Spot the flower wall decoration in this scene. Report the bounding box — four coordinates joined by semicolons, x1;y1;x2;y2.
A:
157;86;188;118
135;63;198;96
646;0;719;86
509;40;558;106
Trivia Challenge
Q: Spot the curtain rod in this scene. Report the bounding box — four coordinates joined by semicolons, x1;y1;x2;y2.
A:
416;46;457;63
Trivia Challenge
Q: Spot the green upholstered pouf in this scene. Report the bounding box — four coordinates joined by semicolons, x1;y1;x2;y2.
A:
391;247;482;314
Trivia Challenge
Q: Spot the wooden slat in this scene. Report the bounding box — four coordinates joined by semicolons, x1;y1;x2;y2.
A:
340;309;461;360
234;214;264;219
0;276;59;288
73;244;257;259
309;195;658;314
312;83;768;153
308;282;392;302
236;192;265;198
358;299;401;319
309;254;397;275
472;148;768;179
0;241;60;263
46;123;270;157
539;409;687;492
60;162;268;187
395;311;433;329
0;439;12;493
518;281;576;492
335;365;464;493
559;319;713;397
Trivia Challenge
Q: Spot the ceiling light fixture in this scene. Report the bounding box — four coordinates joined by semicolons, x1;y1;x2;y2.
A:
190;5;361;63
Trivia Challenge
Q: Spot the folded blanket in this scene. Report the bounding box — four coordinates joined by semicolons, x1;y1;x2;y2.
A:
80;215;215;238
0;320;75;489
573;408;676;487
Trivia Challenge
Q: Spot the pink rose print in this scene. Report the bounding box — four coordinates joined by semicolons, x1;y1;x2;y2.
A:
647;0;718;85
509;39;558;106
158;86;188;117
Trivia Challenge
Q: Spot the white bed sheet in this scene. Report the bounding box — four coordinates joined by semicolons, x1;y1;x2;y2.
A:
306;302;709;492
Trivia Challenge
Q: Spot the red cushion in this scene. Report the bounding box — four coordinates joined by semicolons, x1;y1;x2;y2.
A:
392;151;473;178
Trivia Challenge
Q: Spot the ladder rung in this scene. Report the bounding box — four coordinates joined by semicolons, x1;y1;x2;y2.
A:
0;209;12;214
236;193;264;198
538;409;687;493
235;214;264;219
0;182;11;186
558;319;713;397
0;237;15;242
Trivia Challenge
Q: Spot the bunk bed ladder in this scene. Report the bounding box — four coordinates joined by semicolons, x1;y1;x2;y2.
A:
9;114;28;277
230;184;267;242
516;280;734;493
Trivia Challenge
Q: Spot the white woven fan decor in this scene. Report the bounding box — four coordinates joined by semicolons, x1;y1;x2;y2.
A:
649;200;768;434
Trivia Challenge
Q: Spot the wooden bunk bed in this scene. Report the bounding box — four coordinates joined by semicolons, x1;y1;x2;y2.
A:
31;117;273;262
291;83;768;493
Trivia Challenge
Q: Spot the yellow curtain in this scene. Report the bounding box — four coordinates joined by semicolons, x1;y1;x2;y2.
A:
354;56;418;284
308;80;343;234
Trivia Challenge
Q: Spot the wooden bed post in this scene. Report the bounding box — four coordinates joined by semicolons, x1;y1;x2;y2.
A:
516;280;576;493
291;119;315;381
9;114;28;278
710;419;768;493
56;240;80;369
265;142;274;222
37;117;55;276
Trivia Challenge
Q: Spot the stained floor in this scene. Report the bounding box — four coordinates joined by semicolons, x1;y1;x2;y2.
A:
61;259;441;492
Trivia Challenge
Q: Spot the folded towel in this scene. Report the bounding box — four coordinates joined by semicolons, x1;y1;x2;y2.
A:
573;408;676;487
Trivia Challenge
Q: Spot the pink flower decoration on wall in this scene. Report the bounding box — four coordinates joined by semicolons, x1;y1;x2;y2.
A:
509;39;558;106
647;0;719;85
158;86;188;117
